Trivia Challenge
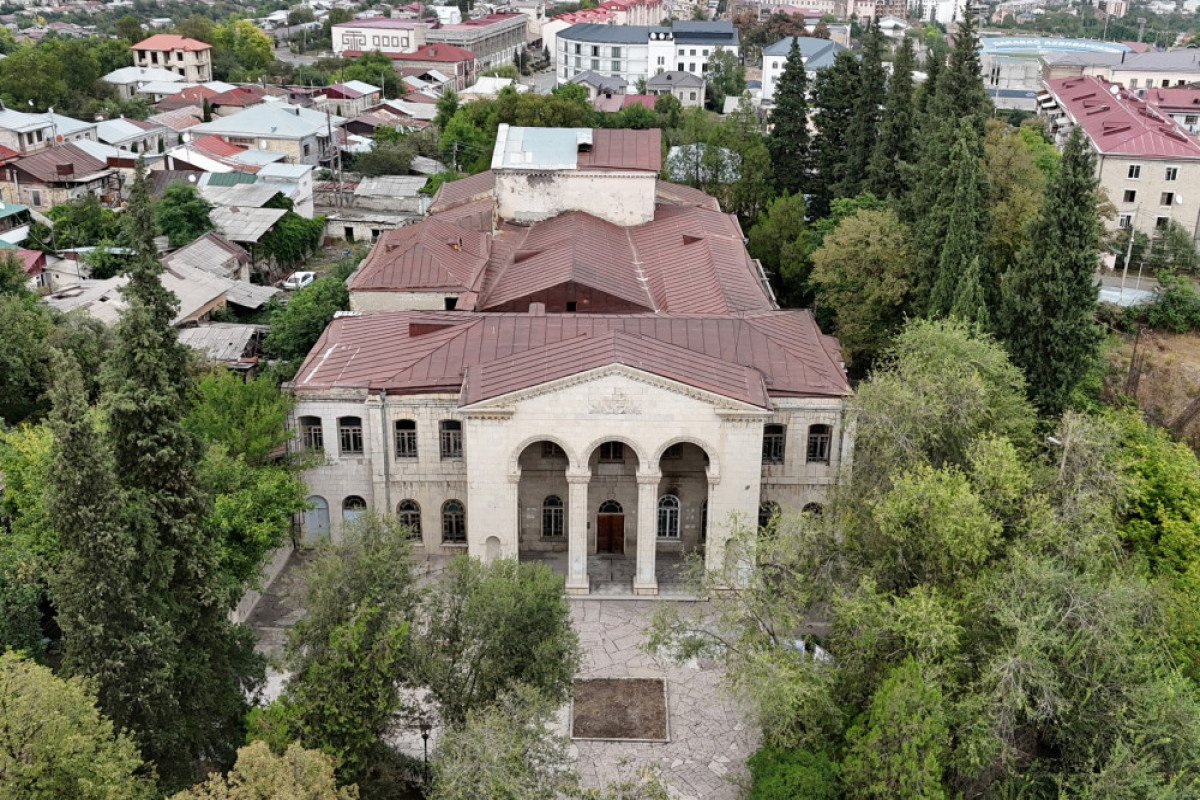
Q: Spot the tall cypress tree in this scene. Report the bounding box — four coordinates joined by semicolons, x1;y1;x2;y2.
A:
927;118;990;318
866;35;917;200
950;256;990;329
842;20;886;199
998;127;1102;416
809;49;861;217
50;160;263;790
768;37;812;197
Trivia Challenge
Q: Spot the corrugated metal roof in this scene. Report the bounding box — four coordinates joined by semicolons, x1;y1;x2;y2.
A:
162;230;249;278
178;323;266;363
200;183;284;207
351;218;490;292
204;171;257;186
292;310;850;403
12;143;109;183
148;105;204;131
355;175;428;197
225;280;281;309
210;206;286;242
429;170;495;212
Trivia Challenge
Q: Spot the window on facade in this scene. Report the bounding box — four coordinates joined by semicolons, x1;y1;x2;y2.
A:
1162;191;1175;206
542;495;564;537
439;420;463;459
762;424;785;464
1130;78;1139;89
303;143;311;156
599;442;624;462
700;500;707;542
1123;189;1137;203
1118;214;1132;229
344;226;355;242
690;62;697;72
338;416;364;455
574;43;581;54
1128;164;1142;179
1157;216;1170;229
678;62;685;71
591;45;600;56
611;60;621;72
398;500;421;538
678;48;685;55
342;495;367;524
1186;115;1199;125
758;502;780;532
394;419;417;458
690;48;697;55
1163;79;1171;88
702;49;709;56
29;190;40;207
592;59;600;70
542;441;565;458
806;424;832;464
689;91;696;100
657;494;680;538
1166;166;1179;181
611;46;621;57
657;56;665;65
442;500;466;542
300;416;324;451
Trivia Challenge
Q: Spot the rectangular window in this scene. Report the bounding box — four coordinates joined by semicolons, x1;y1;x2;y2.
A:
30;190;40;207
1118;214;1132;229
806;425;832;465
678;62;684;71
690;63;697;73
1186;115;1199;125
574;43;581;54
1166;166;1179;181
678;48;685;55
338;417;364;455
657;56;665;65
439;420;463;459
300;417;323;451
702;49;709;56
611;46;621;57
592;59;600;71
599;442;624;462
690;49;696;55
1130;78;1139;89
1128;164;1142;179
612;60;620;72
1157;216;1170;229
591;45;600;56
394;420;417;458
1163;79;1171;88
762;424;785;465
303;143;311;156
1123;189;1137;203
1162;191;1175;206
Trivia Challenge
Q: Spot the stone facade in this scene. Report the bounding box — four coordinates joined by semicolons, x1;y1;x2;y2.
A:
293;368;849;596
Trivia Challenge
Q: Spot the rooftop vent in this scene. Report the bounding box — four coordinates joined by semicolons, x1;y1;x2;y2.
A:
409;321;455;336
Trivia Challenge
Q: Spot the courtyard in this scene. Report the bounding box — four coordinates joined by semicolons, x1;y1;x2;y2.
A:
247;552;756;798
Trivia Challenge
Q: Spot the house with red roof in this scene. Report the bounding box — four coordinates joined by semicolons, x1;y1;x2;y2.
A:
131;34;213;82
1041;76;1200;239
287;125;851;596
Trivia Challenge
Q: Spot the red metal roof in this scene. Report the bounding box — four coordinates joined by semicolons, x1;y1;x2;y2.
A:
351;219;490;292
292;310;850;405
15;249;44;277
429;170;496;212
383;42;476;63
1047;76;1200;159
578;128;662;172
132;34;212;52
12;143;109;183
1143;86;1200;114
191;134;246;158
156;85;218;110
207;87;266;107
0;144;19;162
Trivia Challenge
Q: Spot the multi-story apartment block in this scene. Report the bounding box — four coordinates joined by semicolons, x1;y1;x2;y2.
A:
556;21;738;87
131;34;213;83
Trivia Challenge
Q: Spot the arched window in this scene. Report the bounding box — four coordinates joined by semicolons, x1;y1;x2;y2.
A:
440;420;462;459
338;416;363;455
303;495;330;545
759;502;780;533
802;502;824;516
394;419;417;459
762;424;785;464
299;416;323;451
342;495;367;526
598;500;623;514
442;500;466;543
657;494;680;539
398;499;421;539
542;495;564;537
806;424;832;465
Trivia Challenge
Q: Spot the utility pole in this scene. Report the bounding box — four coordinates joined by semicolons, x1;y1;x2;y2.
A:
1137;17;1147;43
1121;204;1140;302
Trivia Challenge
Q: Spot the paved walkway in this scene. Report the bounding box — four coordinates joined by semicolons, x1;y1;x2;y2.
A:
247;554;757;798
565;599;756;799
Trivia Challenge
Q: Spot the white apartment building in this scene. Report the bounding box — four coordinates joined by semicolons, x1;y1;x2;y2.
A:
556;21;739;87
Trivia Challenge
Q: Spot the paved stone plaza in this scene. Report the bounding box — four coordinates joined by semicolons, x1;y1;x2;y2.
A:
248;554;757;798
565;599;757;799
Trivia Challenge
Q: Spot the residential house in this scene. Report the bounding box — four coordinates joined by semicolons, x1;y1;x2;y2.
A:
257;162;315;219
178;323;269;372
1142;86;1200;135
317;81;383;117
131;34;214;83
1040;76;1200;240
162;230;252;282
0;143;121;212
556;21;739;88
287;125;851;597
761;36;846;102
164;134;285;173
0;102;56;155
101;65;184;100
148;105;205;135
569;70;629;101
96;117;169;156
185;104;345;166
646;70;705;108
375;43;476;91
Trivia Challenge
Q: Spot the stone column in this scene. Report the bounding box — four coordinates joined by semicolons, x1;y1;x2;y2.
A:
566;470;590;595
633;471;661;596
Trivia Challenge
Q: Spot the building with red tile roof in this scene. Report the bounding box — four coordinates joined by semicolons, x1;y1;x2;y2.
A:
132;34;213;82
1041;76;1200;239
288;124;851;593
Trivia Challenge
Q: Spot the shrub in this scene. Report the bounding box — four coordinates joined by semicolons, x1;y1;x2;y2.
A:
747;747;840;800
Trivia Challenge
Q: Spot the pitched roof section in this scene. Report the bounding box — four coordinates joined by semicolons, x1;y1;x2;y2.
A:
292;310;850;404
350;218;490;292
132;34;212;52
13;143;110;183
491;125;661;172
1046;76;1200;159
429;170;496;212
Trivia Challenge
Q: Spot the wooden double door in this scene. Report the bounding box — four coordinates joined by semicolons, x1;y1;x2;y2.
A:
596;513;625;555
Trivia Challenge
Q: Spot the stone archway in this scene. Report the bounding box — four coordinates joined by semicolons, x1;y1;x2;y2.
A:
515;440;571;572
655;441;711;590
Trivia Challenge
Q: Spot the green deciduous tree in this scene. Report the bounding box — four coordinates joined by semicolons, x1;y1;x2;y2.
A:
154;182;214;247
410;557;580;726
704;47;745;111
767;37;811;197
47;195;122;249
263;275;350;366
865;35;916;201
0;652;153;799
170;741;357;800
982;120;1047;276
747;192;810;307
809;207;913;371
997;126;1101;416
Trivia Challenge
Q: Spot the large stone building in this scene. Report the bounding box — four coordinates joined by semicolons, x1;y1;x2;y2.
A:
555;21;739;88
131;34;213;83
332;13;527;70
288;126;852;595
1040;76;1200;241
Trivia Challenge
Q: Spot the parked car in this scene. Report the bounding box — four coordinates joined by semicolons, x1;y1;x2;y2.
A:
283;271;316;290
